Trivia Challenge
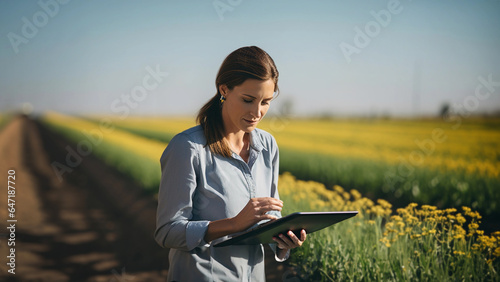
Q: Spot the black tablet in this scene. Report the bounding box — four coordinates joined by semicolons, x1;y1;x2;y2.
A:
213;211;358;247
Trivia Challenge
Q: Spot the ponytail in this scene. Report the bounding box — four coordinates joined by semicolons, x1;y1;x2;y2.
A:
197;94;232;157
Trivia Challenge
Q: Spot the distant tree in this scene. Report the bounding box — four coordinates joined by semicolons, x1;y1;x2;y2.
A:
439;103;450;119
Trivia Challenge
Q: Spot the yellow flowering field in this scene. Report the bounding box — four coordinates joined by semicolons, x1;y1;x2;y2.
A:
88;115;500;220
259;118;500;178
92;116;500;177
91;116;500;178
89;115;196;142
278;173;500;281
42;112;167;190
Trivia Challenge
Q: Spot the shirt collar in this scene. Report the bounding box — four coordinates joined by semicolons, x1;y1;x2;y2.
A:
249;129;265;152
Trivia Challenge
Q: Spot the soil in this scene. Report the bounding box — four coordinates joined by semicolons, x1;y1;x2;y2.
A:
0;115;288;282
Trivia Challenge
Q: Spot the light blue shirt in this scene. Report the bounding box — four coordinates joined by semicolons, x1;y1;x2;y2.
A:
155;125;287;281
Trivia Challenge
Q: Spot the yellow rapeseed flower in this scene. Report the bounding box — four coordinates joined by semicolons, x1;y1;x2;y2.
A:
445;208;457;213
333;185;344;193
391;215;403;221
377;199;392;209
462;206;472;214
422;205;437;211
408;203;418;209
350;189;362;200
469;223;480;231
494;247;500;257
456;214;466;224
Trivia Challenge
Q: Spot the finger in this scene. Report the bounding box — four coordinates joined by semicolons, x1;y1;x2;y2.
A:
256;205;282;215
268;198;284;206
272;236;287;249
260;214;278;221
286;231;302;246
256;197;283;207
259;196;283;202
278;233;294;248
285;231;305;248
257;203;283;213
271;238;282;248
260;204;282;213
300;229;307;242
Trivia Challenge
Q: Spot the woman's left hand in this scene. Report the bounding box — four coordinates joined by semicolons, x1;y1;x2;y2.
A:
272;229;307;250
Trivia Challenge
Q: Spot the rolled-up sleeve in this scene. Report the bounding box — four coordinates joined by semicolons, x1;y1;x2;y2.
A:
154;133;209;251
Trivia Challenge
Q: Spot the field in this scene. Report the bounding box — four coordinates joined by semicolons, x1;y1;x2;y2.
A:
36;112;500;280
84;114;500;220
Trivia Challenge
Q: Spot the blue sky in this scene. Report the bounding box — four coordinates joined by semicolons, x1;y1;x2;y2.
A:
1;0;499;117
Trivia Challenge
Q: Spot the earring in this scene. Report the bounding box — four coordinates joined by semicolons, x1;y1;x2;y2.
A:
220;94;226;104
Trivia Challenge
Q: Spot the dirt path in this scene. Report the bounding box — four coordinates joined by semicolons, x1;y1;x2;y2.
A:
0;115;287;281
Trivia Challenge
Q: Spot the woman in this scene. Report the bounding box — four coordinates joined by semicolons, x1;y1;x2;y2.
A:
155;46;306;281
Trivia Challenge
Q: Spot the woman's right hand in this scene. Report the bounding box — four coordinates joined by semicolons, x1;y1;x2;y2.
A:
232;197;283;231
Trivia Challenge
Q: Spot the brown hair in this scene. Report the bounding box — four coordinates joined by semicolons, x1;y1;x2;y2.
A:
196;46;279;157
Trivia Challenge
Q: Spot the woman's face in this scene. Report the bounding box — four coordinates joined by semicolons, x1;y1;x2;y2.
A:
220;78;275;134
